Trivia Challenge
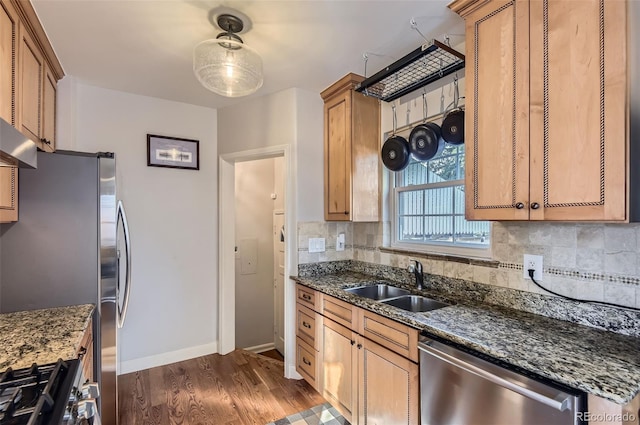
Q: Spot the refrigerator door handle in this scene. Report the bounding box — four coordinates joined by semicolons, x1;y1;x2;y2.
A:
117;200;132;328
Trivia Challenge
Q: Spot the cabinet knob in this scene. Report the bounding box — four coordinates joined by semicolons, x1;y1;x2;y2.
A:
531;202;540;210
357;343;362;349
344;211;349;215
515;202;524;209
77;346;87;358
350;340;355;346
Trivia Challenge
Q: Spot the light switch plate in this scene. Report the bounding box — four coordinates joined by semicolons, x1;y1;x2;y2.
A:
336;233;345;252
309;237;325;253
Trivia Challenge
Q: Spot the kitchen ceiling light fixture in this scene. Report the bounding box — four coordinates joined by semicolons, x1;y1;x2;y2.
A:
193;13;263;97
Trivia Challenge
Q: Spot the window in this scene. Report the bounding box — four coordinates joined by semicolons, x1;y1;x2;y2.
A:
392;143;491;255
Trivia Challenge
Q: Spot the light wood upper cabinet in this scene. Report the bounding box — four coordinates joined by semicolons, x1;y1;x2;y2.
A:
18;25;42;145
321;73;381;222
450;0;628;221
0;166;17;222
0;0;64;223
0;0;19;126
41;61;56;150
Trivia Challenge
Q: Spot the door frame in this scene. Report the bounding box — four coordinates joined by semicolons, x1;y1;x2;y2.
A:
273;209;285;354
218;144;300;379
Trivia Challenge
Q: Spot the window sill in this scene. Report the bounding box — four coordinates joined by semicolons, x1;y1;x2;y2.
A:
379;246;499;268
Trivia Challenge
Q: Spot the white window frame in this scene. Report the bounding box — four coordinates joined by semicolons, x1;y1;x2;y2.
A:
389;158;492;260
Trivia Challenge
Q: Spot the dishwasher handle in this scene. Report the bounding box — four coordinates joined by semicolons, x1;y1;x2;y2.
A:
419;338;572;412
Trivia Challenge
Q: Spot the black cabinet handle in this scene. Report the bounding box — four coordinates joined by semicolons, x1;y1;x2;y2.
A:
515;202;524;209
302;357;311;366
357;343;362;349
531;202;540;210
344;211;349;215
302;321;311;329
78;346;87;358
350;340;355;346
302;294;311;301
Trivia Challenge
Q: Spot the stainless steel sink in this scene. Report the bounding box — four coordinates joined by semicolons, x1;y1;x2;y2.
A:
344;284;410;300
381;295;450;312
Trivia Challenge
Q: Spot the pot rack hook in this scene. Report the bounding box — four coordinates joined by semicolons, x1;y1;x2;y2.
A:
362;52;369;78
422;92;428;123
410;17;431;44
392;105;398;135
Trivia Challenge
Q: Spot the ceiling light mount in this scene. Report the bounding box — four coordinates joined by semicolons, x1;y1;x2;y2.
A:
193;11;263;98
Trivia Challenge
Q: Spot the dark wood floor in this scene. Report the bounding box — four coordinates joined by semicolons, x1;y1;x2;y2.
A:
118;349;324;425
257;349;284;362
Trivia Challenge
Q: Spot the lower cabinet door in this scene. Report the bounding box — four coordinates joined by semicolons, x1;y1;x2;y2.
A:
358;338;419;425
322;318;357;423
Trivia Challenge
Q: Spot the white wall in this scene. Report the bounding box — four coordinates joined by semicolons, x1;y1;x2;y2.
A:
57;77;218;372
234;158;276;349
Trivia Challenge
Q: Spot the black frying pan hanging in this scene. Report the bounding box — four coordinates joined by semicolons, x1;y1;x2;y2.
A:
442;109;464;145
409;93;443;160
381;105;410;171
382;135;410;171
441;75;465;145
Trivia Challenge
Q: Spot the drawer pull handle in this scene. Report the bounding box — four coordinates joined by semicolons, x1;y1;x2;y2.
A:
302;321;312;329
303;357;311;366
302;294;311;301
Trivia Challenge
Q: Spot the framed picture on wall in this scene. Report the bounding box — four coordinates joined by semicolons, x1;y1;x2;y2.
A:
147;134;200;170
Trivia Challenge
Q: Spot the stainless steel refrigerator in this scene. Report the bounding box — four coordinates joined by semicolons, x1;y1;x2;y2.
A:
0;150;132;425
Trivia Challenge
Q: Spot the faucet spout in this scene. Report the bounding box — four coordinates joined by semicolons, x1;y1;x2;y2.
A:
411;260;424;290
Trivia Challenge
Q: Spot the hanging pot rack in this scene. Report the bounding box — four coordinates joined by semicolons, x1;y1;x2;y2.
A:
355;39;465;103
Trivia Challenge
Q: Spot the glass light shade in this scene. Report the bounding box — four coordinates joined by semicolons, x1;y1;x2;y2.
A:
193;38;263;97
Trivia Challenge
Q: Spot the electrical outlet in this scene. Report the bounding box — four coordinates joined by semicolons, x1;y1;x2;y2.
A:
336;233;345;252
523;254;543;281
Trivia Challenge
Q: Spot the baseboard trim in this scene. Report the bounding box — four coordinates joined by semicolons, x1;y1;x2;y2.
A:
119;342;218;375
243;342;275;354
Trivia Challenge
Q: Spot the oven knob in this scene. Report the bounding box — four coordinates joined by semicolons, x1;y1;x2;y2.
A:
81;382;100;399
77;399;98;419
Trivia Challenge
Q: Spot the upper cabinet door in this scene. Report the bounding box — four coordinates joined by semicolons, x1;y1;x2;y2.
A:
0;0;19;126
324;91;352;221
529;0;627;221
41;61;56;151
18;25;43;143
464;0;531;221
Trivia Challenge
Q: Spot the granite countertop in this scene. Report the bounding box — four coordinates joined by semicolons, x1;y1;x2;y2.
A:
0;304;95;370
293;271;640;405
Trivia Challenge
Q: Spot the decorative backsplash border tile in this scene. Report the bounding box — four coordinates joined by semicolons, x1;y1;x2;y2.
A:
499;262;640;286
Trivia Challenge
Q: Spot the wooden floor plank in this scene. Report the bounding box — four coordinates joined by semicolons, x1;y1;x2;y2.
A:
119;349;324;425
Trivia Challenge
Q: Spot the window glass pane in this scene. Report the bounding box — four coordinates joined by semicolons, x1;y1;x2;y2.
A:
394;142;488;250
454;215;491;245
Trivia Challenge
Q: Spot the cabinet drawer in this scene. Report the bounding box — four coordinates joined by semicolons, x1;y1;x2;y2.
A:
76;318;94;381
297;303;319;350
359;310;418;362
296;337;318;390
296;284;317;311
321;294;355;330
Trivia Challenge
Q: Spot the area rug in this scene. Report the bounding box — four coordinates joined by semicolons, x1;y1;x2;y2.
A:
266;402;350;425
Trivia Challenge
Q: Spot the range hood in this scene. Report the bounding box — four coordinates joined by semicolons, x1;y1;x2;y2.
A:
0;117;37;168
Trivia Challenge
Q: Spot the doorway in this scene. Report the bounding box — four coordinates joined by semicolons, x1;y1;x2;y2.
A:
234;157;284;355
218;144;298;378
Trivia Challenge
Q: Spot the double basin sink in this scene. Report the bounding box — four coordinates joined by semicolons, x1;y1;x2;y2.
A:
344;284;450;312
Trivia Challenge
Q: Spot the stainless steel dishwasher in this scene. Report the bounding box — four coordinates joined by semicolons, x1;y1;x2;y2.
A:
419;335;586;425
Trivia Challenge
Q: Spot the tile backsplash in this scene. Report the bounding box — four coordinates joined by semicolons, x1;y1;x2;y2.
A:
297;221;640;309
